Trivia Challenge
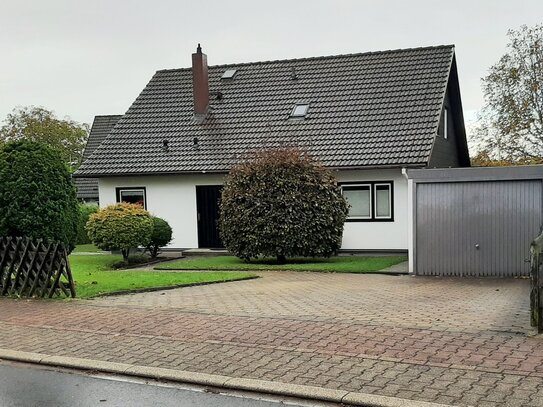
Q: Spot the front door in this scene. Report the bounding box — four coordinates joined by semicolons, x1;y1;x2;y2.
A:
196;185;223;248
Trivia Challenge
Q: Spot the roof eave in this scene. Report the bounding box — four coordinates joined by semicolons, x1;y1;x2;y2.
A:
73;163;427;178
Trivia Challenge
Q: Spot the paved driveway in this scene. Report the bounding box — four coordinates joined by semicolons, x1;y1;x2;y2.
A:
0;272;541;406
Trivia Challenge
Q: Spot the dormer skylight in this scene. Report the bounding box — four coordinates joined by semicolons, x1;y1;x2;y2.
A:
221;69;237;79
290;104;309;119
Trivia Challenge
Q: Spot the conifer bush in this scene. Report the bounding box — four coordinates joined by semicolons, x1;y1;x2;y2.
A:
77;203;99;244
0;141;79;251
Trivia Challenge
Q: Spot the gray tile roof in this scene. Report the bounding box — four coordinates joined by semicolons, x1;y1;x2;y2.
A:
75;115;122;198
76;45;456;177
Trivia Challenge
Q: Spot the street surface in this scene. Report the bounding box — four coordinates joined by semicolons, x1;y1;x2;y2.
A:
0;360;323;407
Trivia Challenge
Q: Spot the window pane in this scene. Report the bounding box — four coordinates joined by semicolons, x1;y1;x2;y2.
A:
291;104;309;117
120;190;145;208
343;187;370;218
221;69;237;79
375;185;390;218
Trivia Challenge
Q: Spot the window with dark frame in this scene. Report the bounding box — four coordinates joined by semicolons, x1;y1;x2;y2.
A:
116;188;146;209
341;182;393;221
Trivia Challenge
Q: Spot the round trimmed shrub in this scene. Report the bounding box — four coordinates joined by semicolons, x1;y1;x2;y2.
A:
0;140;79;251
86;203;153;260
219;148;349;263
147;217;173;258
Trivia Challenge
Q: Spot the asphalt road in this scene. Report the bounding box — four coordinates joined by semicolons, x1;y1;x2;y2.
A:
0;360;325;407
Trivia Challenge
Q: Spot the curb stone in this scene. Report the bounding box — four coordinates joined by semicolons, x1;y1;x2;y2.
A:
0;348;456;407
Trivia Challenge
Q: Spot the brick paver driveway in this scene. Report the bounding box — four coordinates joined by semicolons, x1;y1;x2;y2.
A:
0;271;542;406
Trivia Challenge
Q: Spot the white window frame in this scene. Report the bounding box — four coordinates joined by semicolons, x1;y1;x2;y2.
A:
341;184;372;220
374;183;392;220
443;107;448;139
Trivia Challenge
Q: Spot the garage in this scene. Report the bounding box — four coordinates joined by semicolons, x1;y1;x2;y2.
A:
409;166;543;277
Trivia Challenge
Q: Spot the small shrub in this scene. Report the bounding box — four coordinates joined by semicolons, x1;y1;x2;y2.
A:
112;254;151;269
0;141;79;251
146;217;173;258
219;148;349;263
86;203;153;260
77;203;99;245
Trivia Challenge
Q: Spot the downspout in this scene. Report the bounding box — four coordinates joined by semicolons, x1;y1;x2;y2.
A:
402;167;415;275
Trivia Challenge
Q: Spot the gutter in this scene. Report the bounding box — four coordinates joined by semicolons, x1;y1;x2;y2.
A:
72;164;427;179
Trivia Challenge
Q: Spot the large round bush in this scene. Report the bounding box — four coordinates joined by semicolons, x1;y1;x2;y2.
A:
146;217;173;258
219;149;349;263
86;203;153;260
0;141;79;250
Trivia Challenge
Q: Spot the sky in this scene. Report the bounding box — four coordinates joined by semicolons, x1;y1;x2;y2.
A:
1;0;543;137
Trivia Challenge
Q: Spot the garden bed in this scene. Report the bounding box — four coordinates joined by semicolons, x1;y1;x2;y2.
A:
154;255;407;273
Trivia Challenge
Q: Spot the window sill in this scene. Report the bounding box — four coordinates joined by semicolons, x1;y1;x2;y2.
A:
346;218;394;223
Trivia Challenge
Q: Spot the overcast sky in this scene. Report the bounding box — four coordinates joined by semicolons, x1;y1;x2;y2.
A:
1;0;542;135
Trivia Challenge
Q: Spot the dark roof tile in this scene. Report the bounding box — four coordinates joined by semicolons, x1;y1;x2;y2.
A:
76;45;454;176
74;115;122;198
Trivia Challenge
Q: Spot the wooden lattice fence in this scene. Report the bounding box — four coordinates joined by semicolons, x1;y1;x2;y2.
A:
0;236;76;298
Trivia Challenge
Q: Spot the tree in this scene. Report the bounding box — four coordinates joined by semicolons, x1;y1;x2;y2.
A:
474;24;543;163
0;141;79;250
86;203;153;260
146;217;173;258
219;148;349;263
470;150;543;167
0;106;89;169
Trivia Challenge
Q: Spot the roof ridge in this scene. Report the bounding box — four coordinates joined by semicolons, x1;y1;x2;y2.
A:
156;44;455;73
94;114;123;118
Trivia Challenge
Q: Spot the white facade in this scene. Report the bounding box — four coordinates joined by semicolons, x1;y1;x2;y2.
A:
98;168;409;251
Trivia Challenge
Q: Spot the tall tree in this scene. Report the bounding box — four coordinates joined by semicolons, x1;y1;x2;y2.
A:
0;106;89;169
474;24;543;163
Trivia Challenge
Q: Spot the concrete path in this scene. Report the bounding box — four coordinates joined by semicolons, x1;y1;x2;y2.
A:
0;271;541;406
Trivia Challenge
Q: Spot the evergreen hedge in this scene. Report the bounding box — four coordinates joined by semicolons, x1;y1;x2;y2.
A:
0;141;79;251
77;203;99;244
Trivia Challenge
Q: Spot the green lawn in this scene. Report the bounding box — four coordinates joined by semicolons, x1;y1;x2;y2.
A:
68;254;255;299
72;244;105;253
155;255;407;273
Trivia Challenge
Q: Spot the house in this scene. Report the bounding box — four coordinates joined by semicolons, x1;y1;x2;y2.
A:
75;115;122;202
75;44;470;252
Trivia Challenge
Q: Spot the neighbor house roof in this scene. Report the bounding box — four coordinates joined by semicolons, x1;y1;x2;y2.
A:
76;45;462;177
75;115;122;199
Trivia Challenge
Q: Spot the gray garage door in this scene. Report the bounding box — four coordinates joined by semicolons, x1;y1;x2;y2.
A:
416;180;542;277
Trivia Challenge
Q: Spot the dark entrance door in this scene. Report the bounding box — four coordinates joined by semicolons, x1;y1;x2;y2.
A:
196;185;223;248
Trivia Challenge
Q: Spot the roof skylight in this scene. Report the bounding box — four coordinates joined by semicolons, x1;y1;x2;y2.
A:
290;104;309;118
221;69;237;79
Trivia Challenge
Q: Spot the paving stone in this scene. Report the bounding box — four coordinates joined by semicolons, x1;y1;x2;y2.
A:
0;271;539;406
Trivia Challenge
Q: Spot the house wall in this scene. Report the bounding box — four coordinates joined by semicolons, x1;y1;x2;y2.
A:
98;168;409;251
336;169;408;251
99;174;227;249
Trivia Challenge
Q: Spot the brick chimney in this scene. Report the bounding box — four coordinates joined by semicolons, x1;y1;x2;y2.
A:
192;44;209;119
